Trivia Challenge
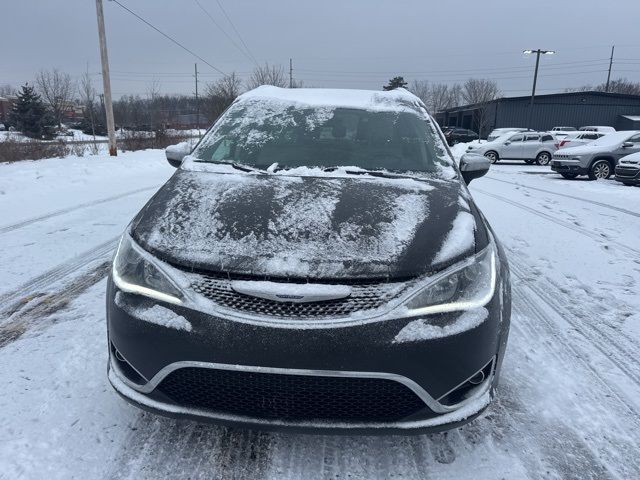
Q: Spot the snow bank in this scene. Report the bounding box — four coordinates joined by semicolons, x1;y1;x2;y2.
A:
394;307;489;343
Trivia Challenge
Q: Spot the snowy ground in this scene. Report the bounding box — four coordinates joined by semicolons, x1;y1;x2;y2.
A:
1;151;640;479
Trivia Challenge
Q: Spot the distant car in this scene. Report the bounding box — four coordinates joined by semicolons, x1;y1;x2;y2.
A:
444;127;479;145
0;123;5;131
556;131;606;149
579;126;616;133
468;131;557;165
551;131;640;180
548;127;578;139
614;151;640;186
487;127;531;142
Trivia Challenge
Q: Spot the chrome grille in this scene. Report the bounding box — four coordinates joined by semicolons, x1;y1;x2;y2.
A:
190;275;408;319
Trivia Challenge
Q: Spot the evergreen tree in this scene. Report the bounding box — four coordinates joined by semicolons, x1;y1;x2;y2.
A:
383;76;408;91
9;83;55;139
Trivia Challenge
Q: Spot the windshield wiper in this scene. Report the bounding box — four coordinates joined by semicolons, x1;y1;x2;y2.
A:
323;167;415;180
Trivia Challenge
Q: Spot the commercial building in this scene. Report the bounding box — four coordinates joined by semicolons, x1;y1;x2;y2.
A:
435;91;640;135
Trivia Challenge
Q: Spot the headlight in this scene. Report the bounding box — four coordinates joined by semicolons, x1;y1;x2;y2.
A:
402;243;496;316
112;233;183;305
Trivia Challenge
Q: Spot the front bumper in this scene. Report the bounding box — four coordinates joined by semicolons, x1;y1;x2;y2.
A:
615;166;640;184
551;160;588;175
106;271;510;433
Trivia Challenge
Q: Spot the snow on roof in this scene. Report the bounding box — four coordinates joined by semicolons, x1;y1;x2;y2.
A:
237;85;425;113
622;115;640;121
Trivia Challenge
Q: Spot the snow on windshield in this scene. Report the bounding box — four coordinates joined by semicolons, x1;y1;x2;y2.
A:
191;86;455;177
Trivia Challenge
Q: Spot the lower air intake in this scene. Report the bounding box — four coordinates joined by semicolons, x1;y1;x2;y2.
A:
155;367;429;422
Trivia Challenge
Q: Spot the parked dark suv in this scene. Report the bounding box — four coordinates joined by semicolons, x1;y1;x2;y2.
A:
107;86;511;433
444;127;479;146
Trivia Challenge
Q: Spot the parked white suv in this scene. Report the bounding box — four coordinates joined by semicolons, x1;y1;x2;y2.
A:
551;131;640;179
468;131;557;165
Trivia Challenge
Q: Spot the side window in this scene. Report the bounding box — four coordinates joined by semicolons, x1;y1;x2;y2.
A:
541;135;553;142
524;134;540;142
583;133;598;140
508;134;524;142
628;134;640;144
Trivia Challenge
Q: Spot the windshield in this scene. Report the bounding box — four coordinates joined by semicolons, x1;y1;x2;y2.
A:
191;98;454;175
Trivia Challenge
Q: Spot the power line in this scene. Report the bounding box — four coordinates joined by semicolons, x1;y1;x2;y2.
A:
193;0;255;65
109;0;227;75
214;0;258;65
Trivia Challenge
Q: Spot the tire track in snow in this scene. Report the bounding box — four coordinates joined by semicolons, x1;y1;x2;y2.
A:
0;262;110;347
0;236;119;315
0;185;158;235
473;187;640;260
483;176;640;219
485;295;640;479
509;254;640;395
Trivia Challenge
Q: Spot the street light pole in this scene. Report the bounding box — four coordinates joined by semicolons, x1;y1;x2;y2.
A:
523;49;555;130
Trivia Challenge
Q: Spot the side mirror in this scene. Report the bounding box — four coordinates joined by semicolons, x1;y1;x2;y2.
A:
165;141;192;168
460;153;490;184
622;141;634;148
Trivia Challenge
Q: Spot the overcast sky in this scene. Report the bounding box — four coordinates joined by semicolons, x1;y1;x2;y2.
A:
3;0;640;99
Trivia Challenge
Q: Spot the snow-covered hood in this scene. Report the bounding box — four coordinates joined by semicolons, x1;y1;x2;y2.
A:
131;168;478;280
619;152;640;165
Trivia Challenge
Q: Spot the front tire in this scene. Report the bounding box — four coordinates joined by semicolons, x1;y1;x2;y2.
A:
484;151;499;164
536;151;551;166
588;159;612;180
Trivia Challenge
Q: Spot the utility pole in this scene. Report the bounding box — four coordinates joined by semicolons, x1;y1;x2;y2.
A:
95;0;117;156
523;49;555;129
289;58;293;88
606;45;615;93
194;63;200;134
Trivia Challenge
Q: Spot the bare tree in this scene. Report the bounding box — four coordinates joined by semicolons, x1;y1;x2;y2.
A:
146;79;163;131
567;77;640;96
409;80;430;106
0;84;16;97
246;63;287;90
35;68;75;129
461;78;500;138
203;72;243;122
78;70;98;145
420;83;462;114
461;78;500;105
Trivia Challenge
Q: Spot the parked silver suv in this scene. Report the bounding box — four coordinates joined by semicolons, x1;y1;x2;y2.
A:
551;131;640;180
468;131;557;165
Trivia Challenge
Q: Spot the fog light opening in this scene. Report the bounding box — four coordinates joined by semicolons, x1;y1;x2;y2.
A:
469;371;485;385
111;343;146;385
437;359;494;407
115;349;126;362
